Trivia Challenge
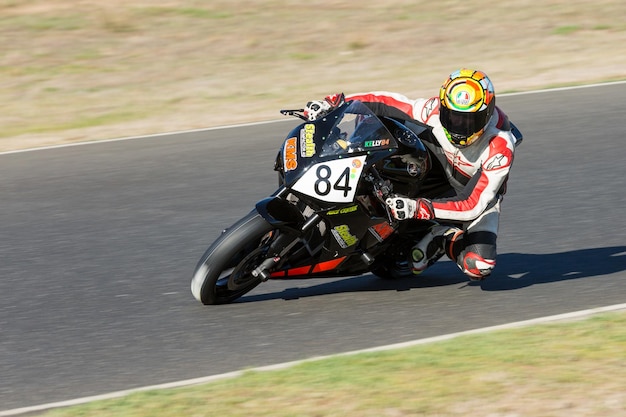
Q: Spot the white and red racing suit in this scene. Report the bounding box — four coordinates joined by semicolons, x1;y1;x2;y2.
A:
345;91;521;279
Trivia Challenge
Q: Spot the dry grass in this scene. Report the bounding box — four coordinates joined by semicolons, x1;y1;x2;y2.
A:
1;0;625;152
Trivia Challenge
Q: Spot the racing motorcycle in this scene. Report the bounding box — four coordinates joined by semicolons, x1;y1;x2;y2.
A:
191;100;453;305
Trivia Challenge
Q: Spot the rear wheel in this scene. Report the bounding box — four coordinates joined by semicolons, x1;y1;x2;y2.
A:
191;211;275;305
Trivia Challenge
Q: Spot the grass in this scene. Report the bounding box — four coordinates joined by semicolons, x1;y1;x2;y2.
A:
553;25;582;35
1;0;626;152
37;311;626;417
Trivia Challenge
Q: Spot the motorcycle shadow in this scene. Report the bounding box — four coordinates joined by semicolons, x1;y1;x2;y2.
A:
480;245;626;291
239;262;468;303
239;246;626;302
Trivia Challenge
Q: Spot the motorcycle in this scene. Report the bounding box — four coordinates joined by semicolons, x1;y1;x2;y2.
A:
191;100;454;305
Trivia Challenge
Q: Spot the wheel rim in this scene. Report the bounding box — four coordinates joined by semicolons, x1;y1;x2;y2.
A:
227;246;269;291
211;231;274;300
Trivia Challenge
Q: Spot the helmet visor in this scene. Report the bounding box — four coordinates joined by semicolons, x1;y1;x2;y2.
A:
439;105;489;138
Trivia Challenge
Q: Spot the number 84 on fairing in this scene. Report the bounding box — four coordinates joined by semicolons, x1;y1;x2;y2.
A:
291;156;366;203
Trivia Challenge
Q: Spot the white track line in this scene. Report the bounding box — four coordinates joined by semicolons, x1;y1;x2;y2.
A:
2;80;625;156
2;303;625;417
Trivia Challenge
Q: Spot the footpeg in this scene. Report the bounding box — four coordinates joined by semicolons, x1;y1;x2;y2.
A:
360;252;374;265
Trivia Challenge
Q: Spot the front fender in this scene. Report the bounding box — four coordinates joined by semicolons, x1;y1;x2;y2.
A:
255;196;305;232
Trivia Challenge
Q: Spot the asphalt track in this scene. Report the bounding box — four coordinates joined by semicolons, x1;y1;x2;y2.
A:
1;83;625;413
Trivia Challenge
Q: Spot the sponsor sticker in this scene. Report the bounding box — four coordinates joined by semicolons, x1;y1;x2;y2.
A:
300;124;316;157
364;139;390;148
326;205;358;215
284;137;298;171
331;225;358;248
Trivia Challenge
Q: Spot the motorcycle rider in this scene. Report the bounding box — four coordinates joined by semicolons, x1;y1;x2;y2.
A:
303;68;521;280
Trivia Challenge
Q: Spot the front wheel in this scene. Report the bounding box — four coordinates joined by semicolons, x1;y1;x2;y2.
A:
191;211;275;305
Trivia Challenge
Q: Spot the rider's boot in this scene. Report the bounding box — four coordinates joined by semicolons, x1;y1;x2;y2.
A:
410;225;462;274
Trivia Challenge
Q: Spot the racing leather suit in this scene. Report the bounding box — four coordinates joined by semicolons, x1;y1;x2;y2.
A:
345;91;521;279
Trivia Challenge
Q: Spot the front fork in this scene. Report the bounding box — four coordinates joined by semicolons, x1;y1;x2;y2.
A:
250;212;322;281
252;186;324;281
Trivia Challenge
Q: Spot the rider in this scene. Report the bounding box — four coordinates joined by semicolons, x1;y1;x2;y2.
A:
303;68;521;280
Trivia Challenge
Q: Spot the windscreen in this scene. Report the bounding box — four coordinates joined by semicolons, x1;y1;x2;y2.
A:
319;101;397;157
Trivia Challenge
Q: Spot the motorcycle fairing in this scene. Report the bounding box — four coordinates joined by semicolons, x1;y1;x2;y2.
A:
269;256;347;278
266;202;397;280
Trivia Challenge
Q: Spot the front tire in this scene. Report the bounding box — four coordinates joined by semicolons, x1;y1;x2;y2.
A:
191;211;275;305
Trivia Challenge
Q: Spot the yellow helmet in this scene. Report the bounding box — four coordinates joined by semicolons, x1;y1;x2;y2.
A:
439;69;495;147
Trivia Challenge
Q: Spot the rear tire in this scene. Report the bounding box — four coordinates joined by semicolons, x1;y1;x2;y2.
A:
191;211;275;305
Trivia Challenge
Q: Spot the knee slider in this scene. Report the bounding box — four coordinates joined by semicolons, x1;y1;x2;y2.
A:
461;251;496;280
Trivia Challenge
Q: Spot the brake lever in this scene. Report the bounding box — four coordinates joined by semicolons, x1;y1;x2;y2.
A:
280;109;308;121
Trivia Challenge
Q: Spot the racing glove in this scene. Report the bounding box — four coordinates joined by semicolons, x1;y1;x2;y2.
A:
385;197;434;220
303;93;345;121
